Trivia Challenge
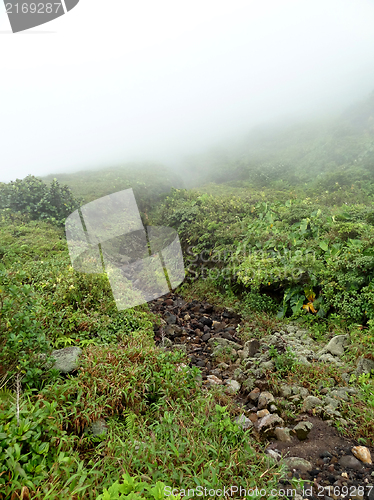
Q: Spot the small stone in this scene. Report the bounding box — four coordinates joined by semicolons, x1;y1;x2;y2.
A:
244;339;260;357
47;346;82;373
351;446;372;464
283;457;313;472
257;391;275;409
279;384;292;398
339;455;364;470
257;414;284;436
206;375;222;385
257;409;270;418
166;314;177;325
225;379;241;394
235;414;253;430
248;387;261;402
292;421;313;440
274;427;292;442
265;448;281;461
302;395;323;411
184;314;190;321
269;404;278;413
201;332;211;341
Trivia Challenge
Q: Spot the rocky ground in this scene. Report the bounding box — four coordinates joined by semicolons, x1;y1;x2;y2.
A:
149;292;374;500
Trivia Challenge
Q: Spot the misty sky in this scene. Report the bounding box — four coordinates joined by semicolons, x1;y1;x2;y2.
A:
1;0;374;183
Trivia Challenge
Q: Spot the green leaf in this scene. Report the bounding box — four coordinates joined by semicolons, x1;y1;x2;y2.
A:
319;241;329;252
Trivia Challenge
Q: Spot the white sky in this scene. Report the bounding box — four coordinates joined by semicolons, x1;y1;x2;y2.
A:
1;0;374;182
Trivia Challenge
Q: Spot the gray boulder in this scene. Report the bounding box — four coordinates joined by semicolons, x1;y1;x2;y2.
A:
87;418;108;436
283;457;313;472
235;414;253;430
355;357;374;377
243;339;260;357
49;346;82;373
324;334;349;356
339;455;364;470
302;396;323;412
225;379;241;394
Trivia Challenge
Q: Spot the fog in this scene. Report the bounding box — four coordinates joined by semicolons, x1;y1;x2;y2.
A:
1;0;374;183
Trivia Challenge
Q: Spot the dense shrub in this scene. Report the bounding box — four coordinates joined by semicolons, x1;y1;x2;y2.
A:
0;175;82;226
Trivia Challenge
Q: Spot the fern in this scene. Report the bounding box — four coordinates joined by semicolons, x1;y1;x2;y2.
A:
123;410;137;436
0;386;15;404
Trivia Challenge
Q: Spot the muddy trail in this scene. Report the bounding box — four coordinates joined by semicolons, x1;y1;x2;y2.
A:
149;292;374;500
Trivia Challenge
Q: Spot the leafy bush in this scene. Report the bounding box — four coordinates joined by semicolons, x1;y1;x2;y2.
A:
96;473;181;500
0;175;82;226
242;290;278;314
0;398;75;498
0;264;53;389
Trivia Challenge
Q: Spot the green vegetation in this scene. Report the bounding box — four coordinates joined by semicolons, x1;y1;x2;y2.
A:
2;94;374;497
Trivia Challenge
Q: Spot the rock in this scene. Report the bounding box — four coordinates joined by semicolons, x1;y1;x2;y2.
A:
292;421;313;440
274;427;292;442
324;396;340;409
339;455;364;469
298;387;309;398
279;384;292;398
257;391;275;409
200;316;213;328
351;446;372;464
244;339;260;357
269;404;278;413
324;334;349;356
318;353;343;365
257;409;270;418
165;314;177;325
212;321;226;332
328;388;352;402
302;395;323;412
225;379;241;394
206;375;223;386
201;332;211;341
283;457;313;472
257;414;284;436
87;419;107;436
266;448;282;461
49;346;82;373
235;414;253;430
355;357;374;377
248;387;261;402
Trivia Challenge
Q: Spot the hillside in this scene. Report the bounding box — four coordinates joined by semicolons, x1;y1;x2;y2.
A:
1;97;374;498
